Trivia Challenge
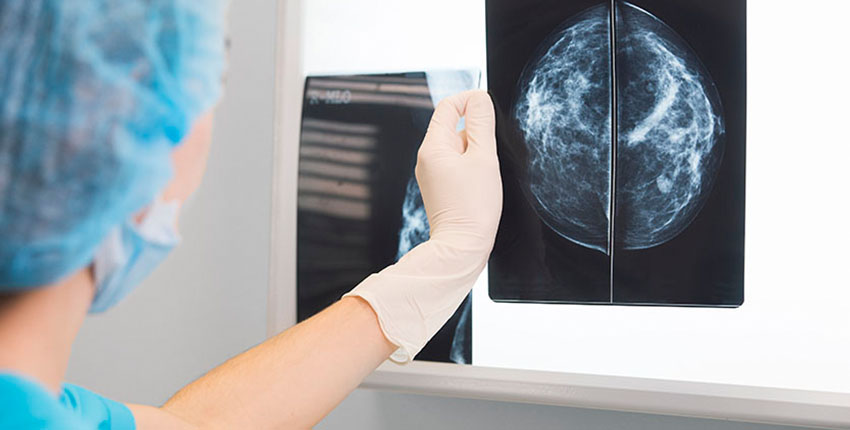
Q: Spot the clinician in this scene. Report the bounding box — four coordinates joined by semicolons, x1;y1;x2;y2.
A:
0;1;502;429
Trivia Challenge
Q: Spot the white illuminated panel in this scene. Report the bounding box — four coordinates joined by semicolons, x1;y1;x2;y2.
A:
270;0;850;426
474;0;850;394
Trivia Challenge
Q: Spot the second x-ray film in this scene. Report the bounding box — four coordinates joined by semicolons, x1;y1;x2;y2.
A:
296;70;480;363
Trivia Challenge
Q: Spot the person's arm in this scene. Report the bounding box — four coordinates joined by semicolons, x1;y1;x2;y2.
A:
130;297;393;430
130;90;500;430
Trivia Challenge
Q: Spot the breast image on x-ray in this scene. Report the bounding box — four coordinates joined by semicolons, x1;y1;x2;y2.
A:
487;0;745;306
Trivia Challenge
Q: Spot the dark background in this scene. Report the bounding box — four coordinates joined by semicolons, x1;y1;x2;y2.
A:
487;0;745;306
297;73;472;362
612;0;746;306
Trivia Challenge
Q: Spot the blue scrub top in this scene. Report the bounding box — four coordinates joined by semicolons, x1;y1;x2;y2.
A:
0;373;135;430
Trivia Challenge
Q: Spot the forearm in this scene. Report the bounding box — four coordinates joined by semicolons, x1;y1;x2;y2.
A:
160;296;395;430
139;90;500;430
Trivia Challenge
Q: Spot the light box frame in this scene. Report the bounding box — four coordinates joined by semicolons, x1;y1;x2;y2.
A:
267;1;850;428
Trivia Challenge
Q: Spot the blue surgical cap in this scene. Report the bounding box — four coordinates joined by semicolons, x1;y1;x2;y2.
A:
0;1;228;289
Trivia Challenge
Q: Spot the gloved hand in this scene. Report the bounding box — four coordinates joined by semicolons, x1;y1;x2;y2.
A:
344;90;503;363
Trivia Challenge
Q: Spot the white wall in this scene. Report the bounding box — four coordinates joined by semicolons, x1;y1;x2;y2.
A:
67;1;813;429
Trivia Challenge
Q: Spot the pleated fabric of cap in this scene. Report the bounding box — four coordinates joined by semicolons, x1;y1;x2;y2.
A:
0;0;228;289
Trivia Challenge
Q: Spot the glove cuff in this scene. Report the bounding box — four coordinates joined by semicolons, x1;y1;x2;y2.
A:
343;280;421;364
343;240;487;363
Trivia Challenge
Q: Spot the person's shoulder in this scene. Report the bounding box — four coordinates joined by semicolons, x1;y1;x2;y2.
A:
59;382;136;429
0;372;89;430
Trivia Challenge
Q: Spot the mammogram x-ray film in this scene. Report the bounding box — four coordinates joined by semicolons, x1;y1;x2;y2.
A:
297;71;479;363
487;0;745;306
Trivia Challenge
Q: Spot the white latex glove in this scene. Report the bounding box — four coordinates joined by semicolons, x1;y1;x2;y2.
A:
344;90;503;363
